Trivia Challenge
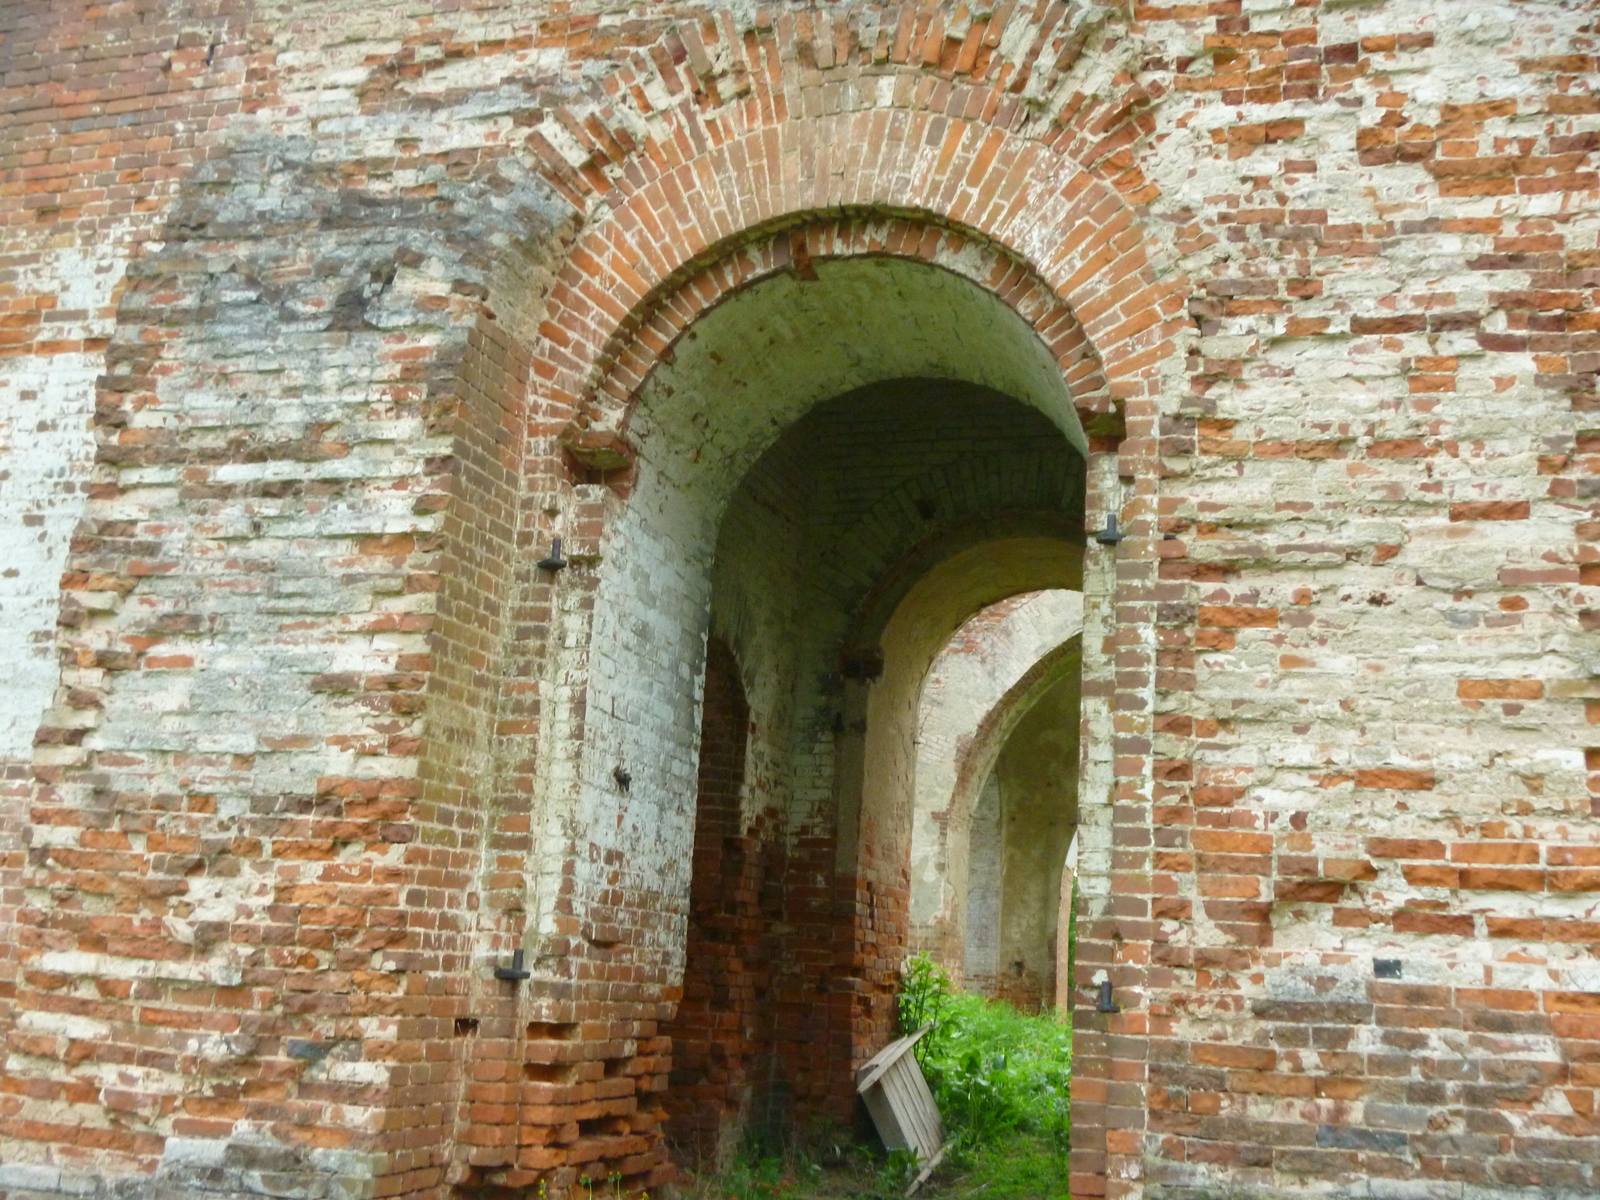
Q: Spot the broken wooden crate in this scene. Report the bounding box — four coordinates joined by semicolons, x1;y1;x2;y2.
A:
856;1025;947;1192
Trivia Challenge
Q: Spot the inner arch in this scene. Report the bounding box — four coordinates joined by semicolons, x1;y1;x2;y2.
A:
910;591;1085;989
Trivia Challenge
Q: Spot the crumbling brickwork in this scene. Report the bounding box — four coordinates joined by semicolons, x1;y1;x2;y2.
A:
660;638;780;1166
1;1;1597;1198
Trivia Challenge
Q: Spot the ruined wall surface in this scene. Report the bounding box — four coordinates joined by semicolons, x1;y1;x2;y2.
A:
964;774;1005;988
1138;3;1600;1196
0;0;251;1056
1;1;1597;1199
659;639;778;1169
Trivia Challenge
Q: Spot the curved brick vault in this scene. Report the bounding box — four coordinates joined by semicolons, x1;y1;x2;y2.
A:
647;366;1092;1167
3;3;1598;1200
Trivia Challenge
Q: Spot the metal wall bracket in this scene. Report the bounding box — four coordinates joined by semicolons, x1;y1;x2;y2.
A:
1096;979;1121;1013
537;536;568;571
1093;514;1124;546
494;948;531;982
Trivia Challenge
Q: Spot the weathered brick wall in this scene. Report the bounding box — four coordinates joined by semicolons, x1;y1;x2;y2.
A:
0;1;1595;1198
0;0;254;1078
1133;3;1600;1195
660;639;781;1168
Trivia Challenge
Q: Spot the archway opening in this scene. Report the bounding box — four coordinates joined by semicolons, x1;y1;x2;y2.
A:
670;382;1084;1164
966;660;1082;1010
910;591;1084;1012
558;250;1094;1176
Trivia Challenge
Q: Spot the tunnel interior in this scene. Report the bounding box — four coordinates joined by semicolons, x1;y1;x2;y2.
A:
658;380;1085;1163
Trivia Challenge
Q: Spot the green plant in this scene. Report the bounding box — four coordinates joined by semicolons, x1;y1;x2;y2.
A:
900;976;1074;1167
883;1146;921;1191
576;1173;634;1200
897;951;954;1064
679;1126;937;1200
948;1132;1072;1199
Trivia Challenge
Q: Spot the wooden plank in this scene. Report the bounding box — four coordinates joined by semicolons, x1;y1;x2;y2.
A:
862;1084;909;1153
883;1066;921;1153
908;1068;940;1152
907;1142;948;1196
889;1062;938;1157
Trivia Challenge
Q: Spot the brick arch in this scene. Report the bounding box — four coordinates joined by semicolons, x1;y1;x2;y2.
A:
505;168;1178;1200
522;3;1153;228
526;117;1185;431
460;16;1185;1196
571;212;1115;444
511;10;1186;433
939;629;1086;990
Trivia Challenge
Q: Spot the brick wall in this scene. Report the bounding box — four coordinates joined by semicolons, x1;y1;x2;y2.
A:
1135;3;1600;1194
0;1;257;1107
660;639;782;1167
0;2;1596;1198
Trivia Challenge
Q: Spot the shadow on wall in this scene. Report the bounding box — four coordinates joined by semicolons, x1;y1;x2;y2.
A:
662;638;784;1169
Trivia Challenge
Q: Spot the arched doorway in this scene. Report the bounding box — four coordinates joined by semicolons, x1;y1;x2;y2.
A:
965;663;1082;1010
447;215;1140;1196
910;593;1085;1011
557;252;1096;1166
837;535;1085;1061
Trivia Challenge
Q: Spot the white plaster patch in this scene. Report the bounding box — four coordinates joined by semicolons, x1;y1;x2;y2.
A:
0;245;127;756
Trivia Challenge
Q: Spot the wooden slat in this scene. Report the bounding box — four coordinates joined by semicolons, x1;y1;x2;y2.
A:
884;1065;920;1152
890;1061;937;1157
902;1060;942;1151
